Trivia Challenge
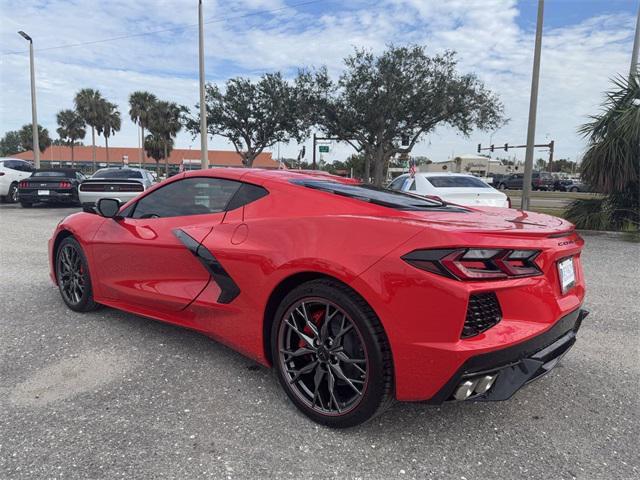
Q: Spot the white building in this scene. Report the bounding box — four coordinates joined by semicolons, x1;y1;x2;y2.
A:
421;154;522;176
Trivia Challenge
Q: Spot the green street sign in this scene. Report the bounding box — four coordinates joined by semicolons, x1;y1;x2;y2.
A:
318;145;330;153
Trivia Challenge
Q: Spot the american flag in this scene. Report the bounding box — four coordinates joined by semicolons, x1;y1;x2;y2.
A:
408;158;417;177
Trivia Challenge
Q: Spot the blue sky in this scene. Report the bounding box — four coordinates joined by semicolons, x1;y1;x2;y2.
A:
0;0;636;163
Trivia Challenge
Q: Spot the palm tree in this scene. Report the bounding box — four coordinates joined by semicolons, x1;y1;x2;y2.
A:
74;88;104;171
144;132;174;176
56;109;86;167
97;101;121;162
566;74;639;231
147;100;184;176
129;91;157;164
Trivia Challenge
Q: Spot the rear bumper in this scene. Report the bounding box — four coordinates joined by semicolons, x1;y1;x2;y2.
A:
19;190;76;203
427;308;588;403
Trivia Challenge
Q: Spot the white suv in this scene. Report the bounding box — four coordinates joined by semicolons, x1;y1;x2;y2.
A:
0;158;35;203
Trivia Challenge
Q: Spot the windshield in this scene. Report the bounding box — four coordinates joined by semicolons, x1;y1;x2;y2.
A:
32;171;67;177
426;176;490;188
93;169;143;179
292;179;450;210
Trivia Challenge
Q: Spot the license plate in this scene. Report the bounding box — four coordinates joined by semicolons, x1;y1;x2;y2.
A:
38;190;50;195
558;257;576;293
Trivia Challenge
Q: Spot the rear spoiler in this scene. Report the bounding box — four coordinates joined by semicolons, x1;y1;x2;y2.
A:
81;178;143;184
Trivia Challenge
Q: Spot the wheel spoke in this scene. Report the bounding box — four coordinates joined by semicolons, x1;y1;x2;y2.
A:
320;304;338;342
335;351;367;375
297;303;319;339
326;368;342;413
285;316;315;348
281;347;314;358
329;362;363;396
287;360;319;384
312;365;326;409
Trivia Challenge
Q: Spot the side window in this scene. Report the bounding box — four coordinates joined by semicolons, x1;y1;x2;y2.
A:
409;179;416;191
131;177;241;219
3;160;19;171
388;176;406;191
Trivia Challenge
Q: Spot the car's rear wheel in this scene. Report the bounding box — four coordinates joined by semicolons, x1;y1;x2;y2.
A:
570;187;578;192
271;279;393;428
55;237;99;312
7;183;19;203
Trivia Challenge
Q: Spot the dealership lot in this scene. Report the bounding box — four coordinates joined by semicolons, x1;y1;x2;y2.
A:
0;204;638;479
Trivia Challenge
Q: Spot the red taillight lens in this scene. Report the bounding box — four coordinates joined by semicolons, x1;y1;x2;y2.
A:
0;172;5;176
402;248;541;280
59;181;72;188
19;181;28;188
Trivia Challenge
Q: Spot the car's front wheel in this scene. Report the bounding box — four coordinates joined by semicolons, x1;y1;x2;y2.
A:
55;237;100;312
271;279;393;428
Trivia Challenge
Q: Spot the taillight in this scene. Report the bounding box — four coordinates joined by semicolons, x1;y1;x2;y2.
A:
59;181;72;188
0;172;5;176
19;181;28;188
402;248;542;280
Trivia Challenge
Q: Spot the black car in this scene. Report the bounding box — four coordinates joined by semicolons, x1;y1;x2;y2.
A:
19;169;86;207
497;172;554;191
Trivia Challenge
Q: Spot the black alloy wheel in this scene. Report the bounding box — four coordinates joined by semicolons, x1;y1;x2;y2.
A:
272;279;393;428
55;237;99;312
8;183;19;203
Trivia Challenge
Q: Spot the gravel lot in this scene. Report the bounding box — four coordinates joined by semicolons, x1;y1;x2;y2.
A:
0;204;638;480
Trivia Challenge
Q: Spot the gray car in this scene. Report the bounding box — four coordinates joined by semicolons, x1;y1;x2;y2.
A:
78;167;156;207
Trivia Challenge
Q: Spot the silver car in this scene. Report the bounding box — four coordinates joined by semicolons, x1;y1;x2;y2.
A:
78;167;155;207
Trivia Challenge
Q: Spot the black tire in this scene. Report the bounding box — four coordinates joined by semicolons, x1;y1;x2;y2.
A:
570;187;578;192
271;279;393;428
7;183;19;203
55;237;100;312
20;202;33;208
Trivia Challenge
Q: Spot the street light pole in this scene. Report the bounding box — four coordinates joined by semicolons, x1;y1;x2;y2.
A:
522;0;544;211
198;0;209;170
631;1;640;76
18;31;40;169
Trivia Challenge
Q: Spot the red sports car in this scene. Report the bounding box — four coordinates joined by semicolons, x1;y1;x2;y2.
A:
49;168;587;427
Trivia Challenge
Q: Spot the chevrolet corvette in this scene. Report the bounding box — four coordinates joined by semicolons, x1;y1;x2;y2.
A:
49;168;587;427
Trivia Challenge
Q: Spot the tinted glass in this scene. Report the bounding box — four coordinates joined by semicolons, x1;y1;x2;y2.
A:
131;177;241;219
33;171;67;177
93;169;143;179
426;176;489;188
225;183;269;211
388;176;406;191
293;179;446;210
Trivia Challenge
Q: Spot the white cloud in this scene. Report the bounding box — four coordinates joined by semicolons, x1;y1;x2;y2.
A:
0;0;635;163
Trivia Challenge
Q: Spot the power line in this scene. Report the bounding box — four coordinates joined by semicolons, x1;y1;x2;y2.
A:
1;0;324;56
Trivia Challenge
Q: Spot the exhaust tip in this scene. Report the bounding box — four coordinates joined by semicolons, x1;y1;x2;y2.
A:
474;375;497;394
454;379;478;401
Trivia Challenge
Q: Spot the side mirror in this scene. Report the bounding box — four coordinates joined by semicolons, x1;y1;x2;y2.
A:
96;198;121;219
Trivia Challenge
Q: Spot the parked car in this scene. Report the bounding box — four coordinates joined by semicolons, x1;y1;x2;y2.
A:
18;168;85;207
49;168;586;427
553;179;588;192
78;167;155;207
0;158;35;203
389;172;510;208
497;172;554;191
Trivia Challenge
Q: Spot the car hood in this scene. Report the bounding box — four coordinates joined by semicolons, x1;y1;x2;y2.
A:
394;206;573;236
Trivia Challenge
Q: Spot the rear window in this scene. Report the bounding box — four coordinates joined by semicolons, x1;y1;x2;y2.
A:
292;179;449;210
93;169;143;179
426;176;490;188
33;171;67;177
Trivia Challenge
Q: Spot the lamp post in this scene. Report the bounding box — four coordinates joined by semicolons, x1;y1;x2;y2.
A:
18;30;40;169
198;0;209;170
521;0;544;210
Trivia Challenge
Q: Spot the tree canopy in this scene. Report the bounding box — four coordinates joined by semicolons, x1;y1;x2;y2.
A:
18;124;51;153
147;100;184;175
56;109;86;165
186;72;313;167
0;131;23;156
317;45;505;185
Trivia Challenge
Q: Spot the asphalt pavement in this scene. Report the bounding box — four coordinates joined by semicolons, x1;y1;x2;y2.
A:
0;203;638;480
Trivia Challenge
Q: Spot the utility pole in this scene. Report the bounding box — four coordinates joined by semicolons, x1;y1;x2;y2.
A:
522;0;544;210
631;1;640;76
312;133;316;170
18;31;40;169
198;0;209;170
